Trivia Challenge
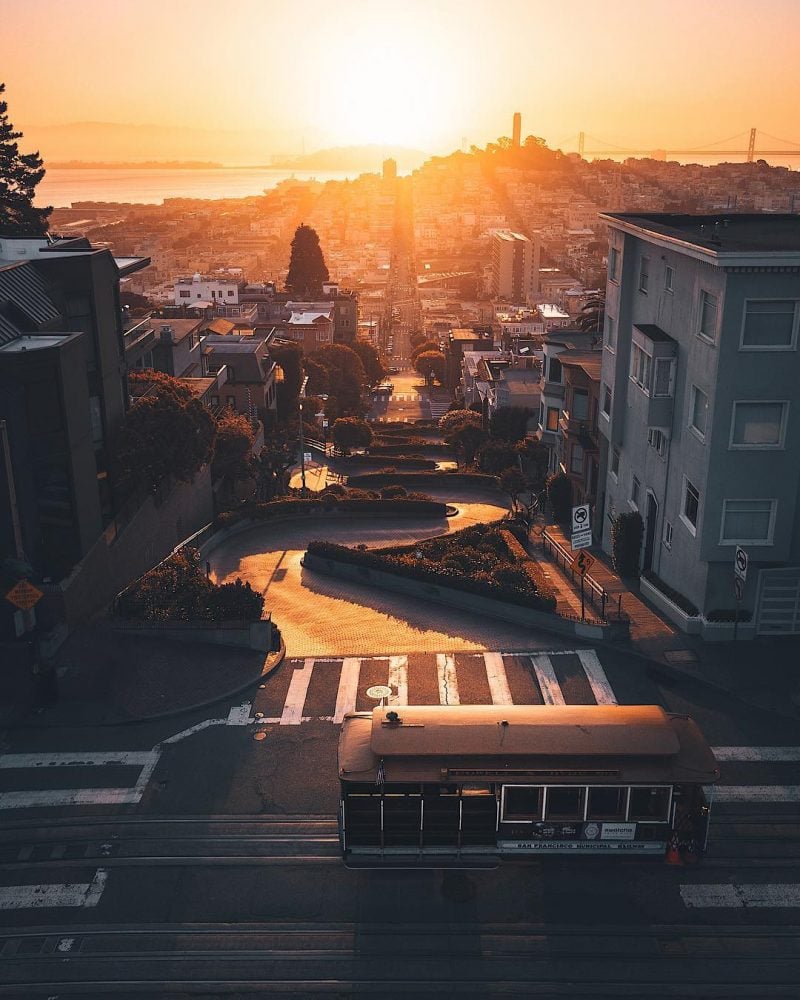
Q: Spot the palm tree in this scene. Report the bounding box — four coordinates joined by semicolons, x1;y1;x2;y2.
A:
577;296;606;334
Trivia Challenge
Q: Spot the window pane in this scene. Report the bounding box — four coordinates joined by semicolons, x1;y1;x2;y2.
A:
572;390;589;420
503;786;542;821
571;443;584;474
611;448;620;475
587;787;627;821
602;386;611;414
654;358;672;396
546;407;559;431
700;291;718;339
628;787;670;822
691;387;708;436
545;787;585;821
743;301;796;347
549;357;562;383
606;315;616;348
722;500;773;541
732;402;783;445
684;480;699;526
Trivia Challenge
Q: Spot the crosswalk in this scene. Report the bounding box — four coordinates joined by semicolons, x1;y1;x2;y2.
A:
255;649;618;724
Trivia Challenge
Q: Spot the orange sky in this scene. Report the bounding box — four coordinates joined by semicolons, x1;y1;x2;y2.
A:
4;0;800;159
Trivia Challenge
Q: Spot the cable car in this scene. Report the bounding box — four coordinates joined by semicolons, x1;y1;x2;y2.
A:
338;705;718;867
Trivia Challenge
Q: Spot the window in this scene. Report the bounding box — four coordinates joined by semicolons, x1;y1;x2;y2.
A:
730;401;786;448
88;396;103;445
611;447;620;479
639;256;650;294
682;478;700;531
605;315;616;350
721;499;776;544
663;520;673;549
631;475;640;508
630;343;652;391
741;300;797;349
211;290;216;298
210;395;220;408
539;402;544;427
628;786;671;823
689;385;709;439
226;395;236;409
570;443;584;475
227;366;236;381
602;385;611;417
571;389;589;421
544;786;585;821
546;407;559;431
548;356;562;383
608;246;619;281
587;787;627;821
698;290;718;342
664;265;674;292
653;358;674;397
179;290;190;298
648;428;667;456
227;289;235;296
502;786;543;822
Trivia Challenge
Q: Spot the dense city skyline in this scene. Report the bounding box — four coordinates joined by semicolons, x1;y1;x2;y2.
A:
4;0;800;160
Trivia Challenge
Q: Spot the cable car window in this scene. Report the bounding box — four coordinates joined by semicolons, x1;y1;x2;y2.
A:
502;786;543;822
587;786;628;821
544;786;585;821
460;784;493;797
628;786;671;822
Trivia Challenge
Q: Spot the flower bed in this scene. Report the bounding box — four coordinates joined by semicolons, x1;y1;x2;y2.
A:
307;522;557;613
641;570;699;616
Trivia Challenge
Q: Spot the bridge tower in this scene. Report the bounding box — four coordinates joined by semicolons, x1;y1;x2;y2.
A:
578;132;585;157
747;127;757;163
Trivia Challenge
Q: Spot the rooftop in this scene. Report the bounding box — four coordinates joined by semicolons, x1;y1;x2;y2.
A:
601;212;800;254
558;350;603;381
0;334;72;353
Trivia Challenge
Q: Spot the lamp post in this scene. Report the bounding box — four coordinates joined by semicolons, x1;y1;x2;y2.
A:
298;375;309;496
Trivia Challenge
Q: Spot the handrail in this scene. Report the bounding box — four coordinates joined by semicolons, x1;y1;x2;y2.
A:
540;528;624;621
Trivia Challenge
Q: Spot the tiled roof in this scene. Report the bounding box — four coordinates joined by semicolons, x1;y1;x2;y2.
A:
0;262;61;331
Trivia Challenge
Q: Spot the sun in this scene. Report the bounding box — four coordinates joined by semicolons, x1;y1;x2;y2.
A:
323;37;461;150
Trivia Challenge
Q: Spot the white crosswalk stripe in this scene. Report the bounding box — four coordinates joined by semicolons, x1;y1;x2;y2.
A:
713;747;800;762
333;657;361;723
681;883;800;908
388;655;408;705
528;654;565;706
280;657;315;725
574;649;617;705
483;652;513;705
0;869;108;911
436;653;460;705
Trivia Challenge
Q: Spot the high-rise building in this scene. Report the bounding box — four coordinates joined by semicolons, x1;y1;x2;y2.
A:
512;112;521;148
491;230;533;302
382;158;397;181
597;212;800;639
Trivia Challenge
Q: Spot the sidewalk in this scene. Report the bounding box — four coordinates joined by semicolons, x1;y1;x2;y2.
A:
531;524;800;719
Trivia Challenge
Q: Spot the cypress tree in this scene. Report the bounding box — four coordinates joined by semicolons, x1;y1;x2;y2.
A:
285;223;329;298
0;83;52;237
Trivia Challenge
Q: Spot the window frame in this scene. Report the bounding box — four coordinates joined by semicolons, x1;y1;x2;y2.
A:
630;343;653;393
729;400;788;450
610;447;620;480
688;385;710;441
638;255;650;294
570;442;585;475
681;476;700;535
601;384;612;418
571;388;589;422
698;289;719;344
664;264;674;293
543;785;587;822
630;475;641;510
739;298;799;352
627;785;673;824
500;785;544;823
663;520;673;550
605;315;616;353
546;406;560;432
719;498;777;546
653;357;675;398
608;246;620;283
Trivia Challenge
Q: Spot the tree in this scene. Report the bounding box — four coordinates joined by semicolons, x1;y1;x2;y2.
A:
612;511;643;577
449;422;487;467
516;438;549;492
332;416;373;455
310;343;366;416
439;409;482;437
410;339;439;362
546;472;572;525
212;410;255;496
0;83;51;236
489;405;533;442
500;467;527;511
577;295;606;334
253;429;294;501
270;343;303;420
285;223;329;298
477;440;518;475
112;373;216;499
350;341;386;385
413;349;446;384
409;330;427;348
303;356;331;397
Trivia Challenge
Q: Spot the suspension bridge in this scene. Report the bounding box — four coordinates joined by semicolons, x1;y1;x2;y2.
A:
555;129;800;161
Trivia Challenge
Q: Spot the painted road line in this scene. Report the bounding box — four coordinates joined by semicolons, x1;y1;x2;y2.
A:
281;658;316;725
712;785;800;803
0;788;142;809
388;656;408;706
484;653;513;705
681;883;800;908
574;650;617;705
333;657;361;724
0;869;108;910
161;719;225;745
436;654;460;705
712;747;800;762
0;752;154;769
529;654;565;706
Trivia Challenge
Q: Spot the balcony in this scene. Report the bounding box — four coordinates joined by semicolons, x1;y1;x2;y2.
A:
646;394;674;429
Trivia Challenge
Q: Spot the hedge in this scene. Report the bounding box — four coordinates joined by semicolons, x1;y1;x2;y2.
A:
337;454;437;469
306;539;558;613
213;496;447;529
642;570;699;617
346;471;500;489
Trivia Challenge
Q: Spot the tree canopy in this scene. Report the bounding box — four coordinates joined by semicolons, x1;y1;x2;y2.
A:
285;224;329;298
112;371;216;498
413;349;446;384
489;405;533;442
349;341;386;386
212;410;255;493
308;343;366;416
332;416;373;455
0;83;51;237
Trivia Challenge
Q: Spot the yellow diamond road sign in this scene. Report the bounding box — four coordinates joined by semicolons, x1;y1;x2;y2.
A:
5;579;44;611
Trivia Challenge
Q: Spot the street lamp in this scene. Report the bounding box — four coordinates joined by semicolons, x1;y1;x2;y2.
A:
298;375;309;495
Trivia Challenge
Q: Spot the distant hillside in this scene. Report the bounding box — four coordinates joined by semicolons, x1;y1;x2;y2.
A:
270;145;428;172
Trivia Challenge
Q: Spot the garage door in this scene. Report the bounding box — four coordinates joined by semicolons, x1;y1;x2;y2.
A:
756;567;800;636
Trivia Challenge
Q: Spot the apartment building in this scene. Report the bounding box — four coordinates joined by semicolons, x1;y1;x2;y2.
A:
490;230;541;302
173;271;244;306
598;213;800;638
537;330;600;473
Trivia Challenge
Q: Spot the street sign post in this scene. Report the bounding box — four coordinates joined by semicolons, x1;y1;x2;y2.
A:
571;529;592;550
569;550;595;621
5;579;43;612
733;576;744;602
571;504;590;534
734;546;748;581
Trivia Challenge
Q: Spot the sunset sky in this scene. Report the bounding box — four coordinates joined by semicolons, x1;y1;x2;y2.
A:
4;0;800;160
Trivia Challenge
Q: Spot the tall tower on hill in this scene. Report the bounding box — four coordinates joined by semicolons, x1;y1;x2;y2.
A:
512;112;521;148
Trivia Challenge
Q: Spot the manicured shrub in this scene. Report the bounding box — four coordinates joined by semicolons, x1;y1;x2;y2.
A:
612;511;643;577
546;472;572;525
642;569;699;616
380;485;408;499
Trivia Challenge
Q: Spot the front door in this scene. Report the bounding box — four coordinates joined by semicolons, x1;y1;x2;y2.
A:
643;492;658;572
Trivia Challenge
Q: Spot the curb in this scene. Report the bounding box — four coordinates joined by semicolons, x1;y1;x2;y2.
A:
1;639;287;730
